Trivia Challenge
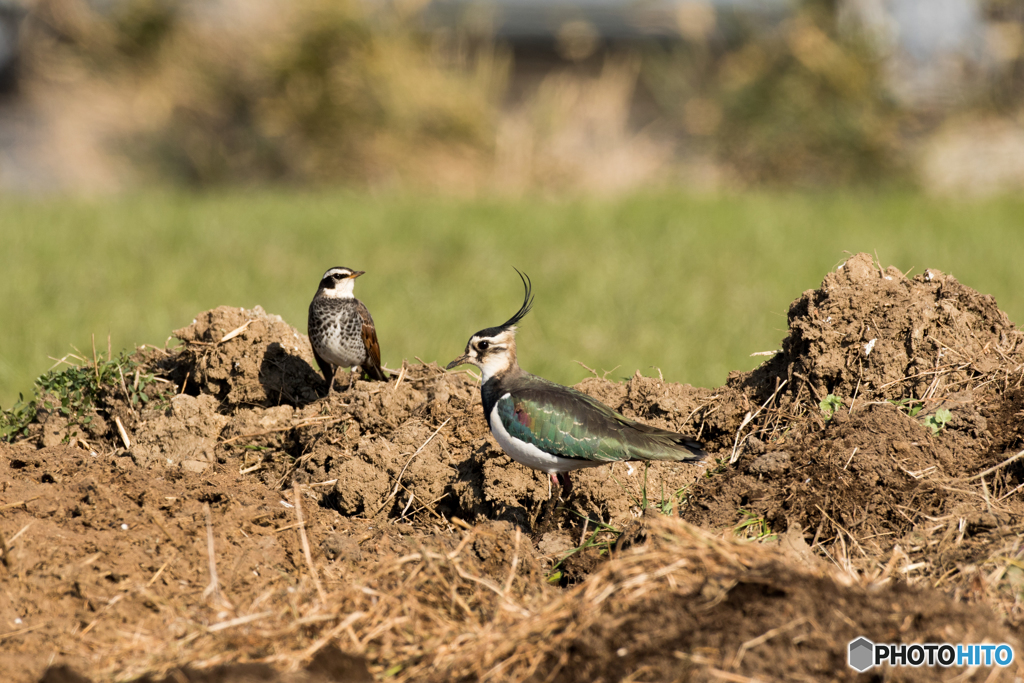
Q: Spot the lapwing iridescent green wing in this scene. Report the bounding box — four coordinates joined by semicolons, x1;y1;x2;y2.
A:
445;270;705;499
308;266;387;395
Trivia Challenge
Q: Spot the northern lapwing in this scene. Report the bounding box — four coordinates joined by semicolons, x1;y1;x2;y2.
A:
308;266;387;394
446;270;706;500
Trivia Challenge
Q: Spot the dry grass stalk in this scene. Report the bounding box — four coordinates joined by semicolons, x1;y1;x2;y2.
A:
201;503;222;604
731;616;810;668
730;379;787;464
117;365;137;419
293;484;327;605
114;415;131;449
80;594;125;636
964;448;1024;482
372;417;452;518
218;320;255;344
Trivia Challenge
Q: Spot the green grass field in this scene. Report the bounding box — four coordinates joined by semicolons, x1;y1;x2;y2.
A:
2;190;1022;408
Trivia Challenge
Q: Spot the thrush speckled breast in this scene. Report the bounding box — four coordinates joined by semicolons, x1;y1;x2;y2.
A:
308;266;386;395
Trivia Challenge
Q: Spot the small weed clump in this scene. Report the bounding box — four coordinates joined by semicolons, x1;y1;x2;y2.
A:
0;349;168;442
623;465;690;516
733;508;777;543
890;397;925;417
547;516;621;585
549;467;695;584
890;399;953;434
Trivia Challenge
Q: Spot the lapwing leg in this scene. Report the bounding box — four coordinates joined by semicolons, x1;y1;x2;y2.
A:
535;492;560;534
558;472;573;500
532;472;572;534
548;473;573;500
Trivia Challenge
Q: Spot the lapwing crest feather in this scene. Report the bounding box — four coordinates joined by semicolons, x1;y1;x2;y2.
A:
474;268;534;339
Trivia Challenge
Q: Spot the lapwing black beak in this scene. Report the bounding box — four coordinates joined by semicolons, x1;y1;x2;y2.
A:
445;354;470;371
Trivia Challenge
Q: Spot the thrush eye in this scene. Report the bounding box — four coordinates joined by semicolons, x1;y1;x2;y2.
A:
477;340;490;351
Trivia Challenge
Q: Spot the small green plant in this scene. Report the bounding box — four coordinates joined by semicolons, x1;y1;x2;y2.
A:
702;455;731;478
612;465;688;516
0;350;167;442
923;408;952;435
35;363;97;435
890;399;951;433
733;509;777;542
547;515;621;584
819;394;842;421
635;465;666;514
890;398;924;417
653;482;679;516
37;352;156;423
0;394;36;441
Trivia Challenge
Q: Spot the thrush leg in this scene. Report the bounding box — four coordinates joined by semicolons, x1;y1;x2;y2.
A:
325;366;336;398
312;349;336;400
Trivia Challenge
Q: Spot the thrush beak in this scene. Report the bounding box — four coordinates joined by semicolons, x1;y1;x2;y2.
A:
352;270;366;278
445;354;470;371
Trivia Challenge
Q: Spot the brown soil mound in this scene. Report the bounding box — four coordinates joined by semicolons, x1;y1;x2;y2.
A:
744;252;1022;405
684;253;1024;620
165;305;717;533
2;253;1023;682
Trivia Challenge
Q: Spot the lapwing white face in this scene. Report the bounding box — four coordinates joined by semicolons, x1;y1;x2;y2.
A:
317;267;363;299
446;329;517;382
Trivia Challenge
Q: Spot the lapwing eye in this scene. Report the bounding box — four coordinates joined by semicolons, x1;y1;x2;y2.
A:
477;340;490;351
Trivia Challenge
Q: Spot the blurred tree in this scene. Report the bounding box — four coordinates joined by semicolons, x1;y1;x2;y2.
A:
643;0;904;186
22;0;506;186
980;0;1024;112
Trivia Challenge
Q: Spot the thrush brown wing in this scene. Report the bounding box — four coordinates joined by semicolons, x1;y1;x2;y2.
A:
358;301;387;381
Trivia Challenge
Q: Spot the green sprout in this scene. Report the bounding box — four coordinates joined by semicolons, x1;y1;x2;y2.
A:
890;398;924;418
923;408;952;435
733;509;777;542
612;464;689;516
547;515;621;584
819;394;842;421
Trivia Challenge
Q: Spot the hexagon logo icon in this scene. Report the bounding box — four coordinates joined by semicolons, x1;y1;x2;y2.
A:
848;637;874;672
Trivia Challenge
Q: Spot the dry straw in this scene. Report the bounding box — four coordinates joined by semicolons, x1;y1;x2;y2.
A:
90;514;895;682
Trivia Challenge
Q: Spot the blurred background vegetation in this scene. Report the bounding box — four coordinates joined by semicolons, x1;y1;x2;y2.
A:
9;0;1023;193
1;0;1023;406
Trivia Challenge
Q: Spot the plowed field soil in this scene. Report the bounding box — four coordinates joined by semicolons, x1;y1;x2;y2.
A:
2;253;1023;682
